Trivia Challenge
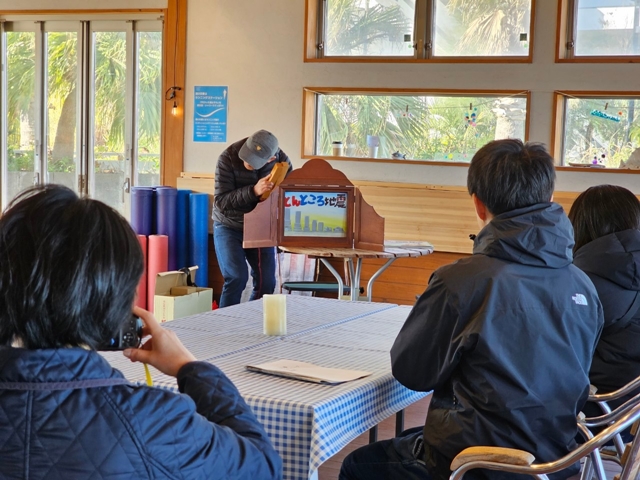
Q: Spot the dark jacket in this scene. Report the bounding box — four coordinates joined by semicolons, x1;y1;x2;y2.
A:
0;347;281;479
391;203;603;480
212;137;292;231
573;229;640;400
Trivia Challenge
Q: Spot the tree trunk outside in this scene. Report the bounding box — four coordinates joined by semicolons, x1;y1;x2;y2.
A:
52;87;77;163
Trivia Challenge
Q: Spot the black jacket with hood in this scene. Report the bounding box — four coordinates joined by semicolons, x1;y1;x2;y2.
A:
391;203;603;480
573;229;640;401
212;137;292;231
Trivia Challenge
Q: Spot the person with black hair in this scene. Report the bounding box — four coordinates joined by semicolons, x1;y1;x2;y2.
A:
340;139;603;480
0;185;281;479
569;185;640;412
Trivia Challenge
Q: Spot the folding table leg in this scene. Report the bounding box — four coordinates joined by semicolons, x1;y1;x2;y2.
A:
369;425;378;443
395;409;405;437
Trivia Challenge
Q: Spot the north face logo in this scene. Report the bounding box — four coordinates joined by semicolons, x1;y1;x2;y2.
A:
572;294;588;306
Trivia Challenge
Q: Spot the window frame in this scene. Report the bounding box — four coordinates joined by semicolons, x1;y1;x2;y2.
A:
551;90;640;172
557;0;640;63
301;87;532;167
304;0;536;63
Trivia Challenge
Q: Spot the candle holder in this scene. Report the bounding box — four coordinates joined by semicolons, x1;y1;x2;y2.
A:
263;294;287;336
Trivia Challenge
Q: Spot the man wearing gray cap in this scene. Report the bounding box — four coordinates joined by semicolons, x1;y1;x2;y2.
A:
212;130;292;307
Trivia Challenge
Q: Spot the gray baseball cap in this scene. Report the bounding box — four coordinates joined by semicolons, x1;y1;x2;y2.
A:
239;130;279;169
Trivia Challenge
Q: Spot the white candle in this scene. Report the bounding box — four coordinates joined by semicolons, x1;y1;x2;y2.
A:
263;294;287;336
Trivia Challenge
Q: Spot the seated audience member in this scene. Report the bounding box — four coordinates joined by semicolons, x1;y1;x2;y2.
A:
340;140;603;480
569;185;640;411
0;185;281;479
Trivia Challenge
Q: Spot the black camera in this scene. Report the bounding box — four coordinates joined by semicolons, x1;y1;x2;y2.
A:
99;315;144;351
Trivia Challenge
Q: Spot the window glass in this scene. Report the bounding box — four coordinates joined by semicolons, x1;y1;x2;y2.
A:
93;30;127;213
324;0;416;56
433;0;532;56
5;31;37;203
47;31;79;191
136;31;162;187
316;93;527;161
562;97;640;168
575;0;640;56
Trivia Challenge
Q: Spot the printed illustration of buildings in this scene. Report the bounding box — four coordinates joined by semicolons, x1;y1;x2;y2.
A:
303;216;310;232
294;211;302;232
312;220;317;232
284;208;291;231
318;222;324;232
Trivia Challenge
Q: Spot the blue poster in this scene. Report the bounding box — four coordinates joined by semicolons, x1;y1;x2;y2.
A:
193;86;228;143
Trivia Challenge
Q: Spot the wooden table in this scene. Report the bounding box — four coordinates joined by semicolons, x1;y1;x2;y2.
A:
279;241;434;301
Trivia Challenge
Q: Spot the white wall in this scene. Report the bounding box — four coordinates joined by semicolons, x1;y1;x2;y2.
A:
183;0;640;192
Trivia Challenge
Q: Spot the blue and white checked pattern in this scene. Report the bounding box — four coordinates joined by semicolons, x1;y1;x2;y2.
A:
102;298;427;480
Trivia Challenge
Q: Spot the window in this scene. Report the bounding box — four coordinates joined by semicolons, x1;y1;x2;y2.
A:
562;0;640;59
308;0;534;60
0;16;162;213
554;92;640;168
305;89;529;163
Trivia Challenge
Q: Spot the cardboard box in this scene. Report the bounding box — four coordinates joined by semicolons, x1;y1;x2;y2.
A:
154;267;213;322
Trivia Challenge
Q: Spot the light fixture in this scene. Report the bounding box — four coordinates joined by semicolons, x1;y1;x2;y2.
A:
165;86;182;116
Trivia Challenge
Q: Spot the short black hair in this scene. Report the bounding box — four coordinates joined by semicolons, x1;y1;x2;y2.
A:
467;139;556;216
568;185;640;252
0;185;143;349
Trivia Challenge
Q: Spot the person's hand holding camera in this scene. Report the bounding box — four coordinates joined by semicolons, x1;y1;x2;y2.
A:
124;307;196;377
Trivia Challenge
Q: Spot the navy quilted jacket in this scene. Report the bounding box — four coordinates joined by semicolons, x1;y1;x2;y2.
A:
0;347;282;479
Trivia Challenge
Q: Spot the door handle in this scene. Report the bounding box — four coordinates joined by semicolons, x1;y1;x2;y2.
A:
122;177;130;202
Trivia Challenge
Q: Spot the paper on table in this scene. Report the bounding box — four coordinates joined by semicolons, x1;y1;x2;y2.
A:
246;359;372;385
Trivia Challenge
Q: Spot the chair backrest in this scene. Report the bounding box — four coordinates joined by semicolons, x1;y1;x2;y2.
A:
449;401;640;480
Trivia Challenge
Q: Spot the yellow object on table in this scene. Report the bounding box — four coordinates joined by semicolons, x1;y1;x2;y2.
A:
263;294;287;336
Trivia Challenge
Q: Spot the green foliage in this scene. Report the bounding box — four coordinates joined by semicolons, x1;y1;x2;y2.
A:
439;0;531;55
318;94;526;161
563;98;639;167
326;0;412;55
5;29;162;167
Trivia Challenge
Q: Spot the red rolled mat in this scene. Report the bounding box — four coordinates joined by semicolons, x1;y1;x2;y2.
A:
147;234;169;313
136;235;148;310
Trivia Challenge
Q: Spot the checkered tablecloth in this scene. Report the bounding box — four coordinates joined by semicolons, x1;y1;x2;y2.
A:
102;297;428;480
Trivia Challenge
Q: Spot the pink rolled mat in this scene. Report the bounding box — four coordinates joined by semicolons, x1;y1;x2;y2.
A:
147;234;169;313
136;235;148;310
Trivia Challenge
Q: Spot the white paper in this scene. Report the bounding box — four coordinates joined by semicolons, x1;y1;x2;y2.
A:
246;359;371;385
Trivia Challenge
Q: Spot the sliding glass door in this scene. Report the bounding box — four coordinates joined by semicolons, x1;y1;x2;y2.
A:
0;17;162;216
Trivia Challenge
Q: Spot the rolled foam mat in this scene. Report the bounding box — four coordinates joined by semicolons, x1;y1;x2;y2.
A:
147;234;169;313
176;189;191;270
189;193;209;287
136;235;148;310
130;187;154;235
155;187;178;271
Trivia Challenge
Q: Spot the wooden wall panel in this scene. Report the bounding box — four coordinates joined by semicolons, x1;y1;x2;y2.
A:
180;175;637;299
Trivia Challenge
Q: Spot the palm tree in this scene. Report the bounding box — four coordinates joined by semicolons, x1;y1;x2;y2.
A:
326;0;412;56
5;29;162;172
440;0;531;56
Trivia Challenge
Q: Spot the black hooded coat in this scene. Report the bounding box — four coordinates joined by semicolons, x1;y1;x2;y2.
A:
391;203;604;480
573;229;640;402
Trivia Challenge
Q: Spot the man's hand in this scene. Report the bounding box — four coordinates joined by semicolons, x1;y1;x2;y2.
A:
123;307;197;377
253;177;275;197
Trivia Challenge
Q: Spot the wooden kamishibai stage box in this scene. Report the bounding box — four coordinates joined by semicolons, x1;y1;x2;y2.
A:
243;158;384;251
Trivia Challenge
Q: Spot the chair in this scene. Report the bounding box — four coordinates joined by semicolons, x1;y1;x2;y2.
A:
585;374;640;459
281;281;363;297
448;401;640;480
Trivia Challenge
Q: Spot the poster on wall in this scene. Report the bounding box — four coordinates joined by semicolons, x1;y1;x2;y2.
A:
193;86;228;143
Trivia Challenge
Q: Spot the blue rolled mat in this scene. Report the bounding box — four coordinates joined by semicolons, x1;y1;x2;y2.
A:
189;193;209;287
156;187;178;271
130;187;155;235
176;189;191;270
